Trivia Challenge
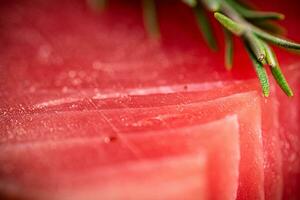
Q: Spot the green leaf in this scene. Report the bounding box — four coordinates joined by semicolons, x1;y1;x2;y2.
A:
194;5;218;50
244;33;266;64
242;11;284;21
251;20;285;35
182;0;197;7
142;0;160;38
245;41;270;97
225;0;284;20
263;42;294;96
224;29;234;70
87;0;107;11
270;66;294;97
234;0;254;9
201;0;221;11
214;12;245;36
253;27;300;50
225;0;252;13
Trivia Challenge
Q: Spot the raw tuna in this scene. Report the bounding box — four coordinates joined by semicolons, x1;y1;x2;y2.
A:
0;116;239;200
2;89;261;199
0;0;299;199
4;79;280;199
277;65;300;199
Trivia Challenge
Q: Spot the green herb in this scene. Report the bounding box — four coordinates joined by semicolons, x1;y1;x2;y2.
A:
214;12;245;35
142;0;160;38
182;0;198;7
87;0;107;11
263;42;294;96
194;4;218;50
251;21;285;35
202;0;221;11
225;0;284;20
88;0;300;97
244;38;270;96
253;28;300;50
201;0;299;97
244;32;266;64
224;29;234;70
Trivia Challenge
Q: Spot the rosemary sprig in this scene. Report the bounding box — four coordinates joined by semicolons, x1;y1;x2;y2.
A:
207;0;299;97
88;0;299;97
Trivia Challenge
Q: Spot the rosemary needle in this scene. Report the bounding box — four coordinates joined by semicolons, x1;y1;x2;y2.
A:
194;4;218;50
225;0;284;21
244;32;266;64
142;0;160;38
182;0;197;7
241;11;284;21
251;21;285;35
263;42;294;96
245;41;270;97
253;28;300;50
214;12;244;36
87;0;107;11
224;29;234;70
201;0;221;12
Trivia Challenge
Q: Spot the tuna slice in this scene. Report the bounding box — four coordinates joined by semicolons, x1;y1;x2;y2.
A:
277;66;300;199
0;116;239;200
3;90;263;199
3;80;280;199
